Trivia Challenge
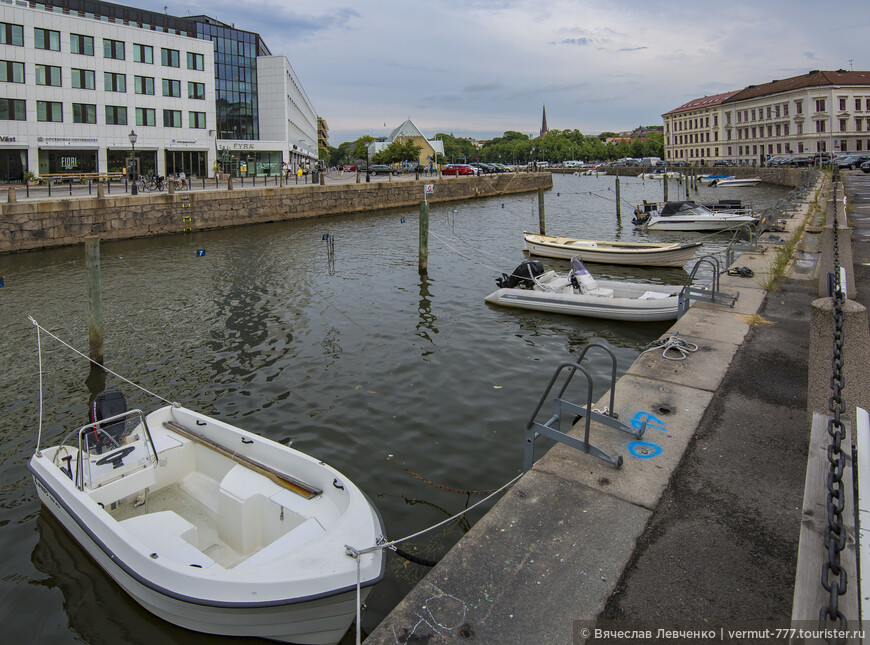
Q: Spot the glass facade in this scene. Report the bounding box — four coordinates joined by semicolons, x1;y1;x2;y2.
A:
195;21;269;141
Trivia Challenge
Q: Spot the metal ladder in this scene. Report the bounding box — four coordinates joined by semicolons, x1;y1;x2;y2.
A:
524;343;646;470
677;255;738;318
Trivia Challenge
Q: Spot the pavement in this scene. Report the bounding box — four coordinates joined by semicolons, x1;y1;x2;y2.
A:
362;172;867;645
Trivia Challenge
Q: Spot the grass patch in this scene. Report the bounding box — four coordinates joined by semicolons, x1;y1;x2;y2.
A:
740;313;774;326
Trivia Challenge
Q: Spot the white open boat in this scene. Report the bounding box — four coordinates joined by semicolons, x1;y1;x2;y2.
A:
698;173;733;185
484;258;688;322
523;232;700;267
632;200;757;232
29;394;385;644
639;169;680;179
712;177;762;187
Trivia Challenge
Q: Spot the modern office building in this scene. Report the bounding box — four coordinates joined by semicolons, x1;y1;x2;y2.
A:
663;71;870;166
0;0;318;181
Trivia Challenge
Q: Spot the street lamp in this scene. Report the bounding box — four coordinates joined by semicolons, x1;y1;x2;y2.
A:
366;145;371;183
129;130;138;195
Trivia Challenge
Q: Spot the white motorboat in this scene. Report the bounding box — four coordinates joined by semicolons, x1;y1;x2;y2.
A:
711;177;762;187
639;168;681;179
29;392;385;644
523;232;701;267
632;200;757;232
484;258;687;322
698;174;733;185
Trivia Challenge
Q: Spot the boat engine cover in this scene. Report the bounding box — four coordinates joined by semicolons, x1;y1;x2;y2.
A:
496;260;544;289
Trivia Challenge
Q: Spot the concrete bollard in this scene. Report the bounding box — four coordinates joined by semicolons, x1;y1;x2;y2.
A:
168;179;175;194
7;187;15;203
807;297;870;431
320;172;325;186
227;175;233;191
97;181;105;199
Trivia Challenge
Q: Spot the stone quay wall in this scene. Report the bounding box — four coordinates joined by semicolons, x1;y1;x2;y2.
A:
0;173;552;254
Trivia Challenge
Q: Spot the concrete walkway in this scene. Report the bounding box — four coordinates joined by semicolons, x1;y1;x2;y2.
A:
364;178;827;644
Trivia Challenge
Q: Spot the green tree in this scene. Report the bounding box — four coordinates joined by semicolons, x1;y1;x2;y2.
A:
351;136;375;162
372;139;422;165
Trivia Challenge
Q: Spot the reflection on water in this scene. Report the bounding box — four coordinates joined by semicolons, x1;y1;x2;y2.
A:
0;174;792;641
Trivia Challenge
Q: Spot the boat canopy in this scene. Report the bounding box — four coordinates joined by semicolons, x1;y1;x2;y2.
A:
659;201;713;217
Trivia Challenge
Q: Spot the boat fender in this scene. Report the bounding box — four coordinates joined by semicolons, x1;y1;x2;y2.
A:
570;258;599;294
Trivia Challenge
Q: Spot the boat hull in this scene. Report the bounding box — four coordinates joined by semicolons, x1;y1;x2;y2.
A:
484;282;682;322
712;178;762;187
645;216;757;232
523;234;700;267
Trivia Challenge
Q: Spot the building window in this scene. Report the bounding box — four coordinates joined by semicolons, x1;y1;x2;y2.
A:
726;111;731;125
858;118;863;132
0;98;25;120
857;98;863;111
795;100;802;115
840;118;848;132
751;109;756;121
858;140;864;151
134;75;154;95
737;112;742;124
187;52;204;71
104;72;126;93
72;103;96;124
775;105;780;118
34;28;60;51
766;106;771;119
135;107;155;126
37;101;62;122
188;81;205;100
104;39;124;60
0;22;23;46
798;142;804;153
71;68;95;90
70;33;93;55
816;120;826;133
866;98;870;111
163;109;181;127
161;48;180;67
840;98;847;111
189;111;206;128
0;60;24;84
133;44;153;64
36;64;61;87
105;105;127;125
797;123;803;135
784;123;790;135
162;79;181;97
815;98;826;112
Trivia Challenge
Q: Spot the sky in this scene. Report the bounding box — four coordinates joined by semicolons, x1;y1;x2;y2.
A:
152;0;870;146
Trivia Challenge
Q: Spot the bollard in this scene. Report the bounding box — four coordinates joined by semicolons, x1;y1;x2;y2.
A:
227;175;233;191
807;297;870;430
7;186;15;203
320;172;325;186
97;181;105;198
280;173;285;188
168;179;175;194
356;171;360;184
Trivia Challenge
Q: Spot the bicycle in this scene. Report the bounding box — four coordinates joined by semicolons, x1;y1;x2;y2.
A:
169;174;189;191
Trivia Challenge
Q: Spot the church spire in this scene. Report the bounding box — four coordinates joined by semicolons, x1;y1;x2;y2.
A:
540;105;549;138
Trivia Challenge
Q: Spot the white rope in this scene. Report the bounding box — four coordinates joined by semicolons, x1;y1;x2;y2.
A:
28;316;173;405
347;472;522;558
35;321;43;453
640;333;698;361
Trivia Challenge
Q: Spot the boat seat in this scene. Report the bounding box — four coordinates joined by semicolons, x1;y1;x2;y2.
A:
119;510;214;568
235;517;325;569
586;287;614;298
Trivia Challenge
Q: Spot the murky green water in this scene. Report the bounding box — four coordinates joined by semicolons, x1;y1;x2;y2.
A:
0;174;791;642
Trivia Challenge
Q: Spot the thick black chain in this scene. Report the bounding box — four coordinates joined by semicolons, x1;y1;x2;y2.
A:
820;182;848;635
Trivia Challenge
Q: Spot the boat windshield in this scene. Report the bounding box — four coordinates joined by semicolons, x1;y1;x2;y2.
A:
77;410;157;490
659;202;714;217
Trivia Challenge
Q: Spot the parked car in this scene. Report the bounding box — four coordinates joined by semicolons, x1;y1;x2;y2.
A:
442;164;475;176
835;154;870;170
368;164;399;176
670;160;688;167
861;160;870;173
712;159;732;166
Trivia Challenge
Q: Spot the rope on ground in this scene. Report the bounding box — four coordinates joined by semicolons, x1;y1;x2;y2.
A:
640;332;699;361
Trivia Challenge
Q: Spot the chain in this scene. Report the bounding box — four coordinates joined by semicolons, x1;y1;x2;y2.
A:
820;177;848;637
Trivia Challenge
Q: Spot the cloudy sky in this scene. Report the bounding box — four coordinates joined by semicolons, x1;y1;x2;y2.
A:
156;0;870;145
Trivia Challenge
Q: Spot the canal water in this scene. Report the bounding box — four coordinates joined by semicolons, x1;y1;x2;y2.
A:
0;174;792;643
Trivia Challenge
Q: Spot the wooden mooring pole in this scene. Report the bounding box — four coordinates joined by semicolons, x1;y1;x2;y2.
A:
419;200;429;275
85;236;103;366
537;187;546;234
615;169;621;219
663;171;669;201
685;170;690;199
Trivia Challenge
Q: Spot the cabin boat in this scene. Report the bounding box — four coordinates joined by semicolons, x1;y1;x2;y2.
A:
632;200;757;232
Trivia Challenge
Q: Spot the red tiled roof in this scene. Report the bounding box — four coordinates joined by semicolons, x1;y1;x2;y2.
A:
723;70;870;103
663;90;740;116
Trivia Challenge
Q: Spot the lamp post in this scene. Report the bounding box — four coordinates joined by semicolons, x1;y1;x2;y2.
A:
366;146;371;183
129;130;138;195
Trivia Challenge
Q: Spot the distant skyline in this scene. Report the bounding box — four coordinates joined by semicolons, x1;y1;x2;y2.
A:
155;0;870;145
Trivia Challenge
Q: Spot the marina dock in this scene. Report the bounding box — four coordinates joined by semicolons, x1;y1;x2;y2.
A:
365;172;870;643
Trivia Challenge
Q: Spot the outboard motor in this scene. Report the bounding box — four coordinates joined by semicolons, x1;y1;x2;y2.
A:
89;390;127;453
632;200;654;226
496;259;544;289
